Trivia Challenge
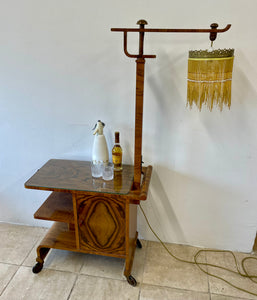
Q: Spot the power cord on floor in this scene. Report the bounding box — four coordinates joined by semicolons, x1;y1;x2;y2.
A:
139;204;257;297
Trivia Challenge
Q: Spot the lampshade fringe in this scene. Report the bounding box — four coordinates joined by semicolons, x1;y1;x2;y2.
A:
187;56;234;111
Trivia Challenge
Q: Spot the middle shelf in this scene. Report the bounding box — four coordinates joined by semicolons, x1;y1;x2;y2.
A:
34;192;74;223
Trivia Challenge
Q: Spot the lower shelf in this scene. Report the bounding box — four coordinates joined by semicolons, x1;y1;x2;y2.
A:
40;222;77;251
40;222;126;258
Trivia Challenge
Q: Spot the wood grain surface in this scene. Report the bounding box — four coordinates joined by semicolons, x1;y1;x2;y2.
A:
25;159;134;195
76;193;126;255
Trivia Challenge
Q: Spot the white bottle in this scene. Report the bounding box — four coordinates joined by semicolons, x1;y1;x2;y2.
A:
92;120;109;165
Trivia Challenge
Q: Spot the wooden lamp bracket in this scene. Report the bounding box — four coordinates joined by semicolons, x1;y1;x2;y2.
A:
111;20;231;190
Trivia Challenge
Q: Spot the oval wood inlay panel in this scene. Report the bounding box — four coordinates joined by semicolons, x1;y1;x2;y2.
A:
87;202;116;247
76;194;126;255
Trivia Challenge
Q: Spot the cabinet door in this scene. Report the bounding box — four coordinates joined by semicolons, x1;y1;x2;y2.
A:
76;194;126;255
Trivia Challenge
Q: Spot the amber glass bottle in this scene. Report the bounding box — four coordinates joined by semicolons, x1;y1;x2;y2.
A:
112;132;123;171
114;171;122;192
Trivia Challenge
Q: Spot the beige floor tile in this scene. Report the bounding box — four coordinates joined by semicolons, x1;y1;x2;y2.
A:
80;254;125;280
0;223;47;265
133;239;148;282
22;229;49;266
211;294;250;300
69;274;139;300
24;245;86;273
206;250;257;300
0;266;76;300
43;249;86;273
80;239;147;282
140;284;210;300
0;263;19;295
143;241;209;292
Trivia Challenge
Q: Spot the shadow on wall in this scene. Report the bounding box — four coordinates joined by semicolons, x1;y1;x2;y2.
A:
144;50;187;166
199;51;257;139
138;49;257;251
139;167;186;244
233;50;257;104
146;50;186;113
198;52;257;249
138;164;253;251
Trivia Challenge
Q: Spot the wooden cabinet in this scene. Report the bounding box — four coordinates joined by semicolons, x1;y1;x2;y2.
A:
25;159;152;286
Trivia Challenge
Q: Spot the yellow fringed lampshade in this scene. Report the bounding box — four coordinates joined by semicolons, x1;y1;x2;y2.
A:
187;48;234;111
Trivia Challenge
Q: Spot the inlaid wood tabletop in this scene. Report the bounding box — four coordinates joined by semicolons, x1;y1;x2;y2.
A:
25;159;134;195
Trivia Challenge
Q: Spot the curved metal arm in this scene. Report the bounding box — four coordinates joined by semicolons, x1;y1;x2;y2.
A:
123;31;156;59
209;23;231;41
215;24;231;33
123;32;138;58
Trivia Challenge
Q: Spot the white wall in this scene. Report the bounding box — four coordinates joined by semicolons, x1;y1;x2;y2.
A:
0;0;257;252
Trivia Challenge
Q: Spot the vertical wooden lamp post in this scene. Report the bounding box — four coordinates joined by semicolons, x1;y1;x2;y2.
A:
134;20;150;189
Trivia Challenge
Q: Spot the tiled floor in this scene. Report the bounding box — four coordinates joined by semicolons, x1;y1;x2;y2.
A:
0;223;257;300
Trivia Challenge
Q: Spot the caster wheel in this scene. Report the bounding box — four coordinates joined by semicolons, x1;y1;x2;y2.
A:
127;275;137;287
32;262;43;274
136;239;142;249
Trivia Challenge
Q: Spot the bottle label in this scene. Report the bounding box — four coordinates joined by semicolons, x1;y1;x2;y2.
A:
112;154;122;164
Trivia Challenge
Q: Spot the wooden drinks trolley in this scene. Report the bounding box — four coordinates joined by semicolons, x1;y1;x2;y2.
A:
24;19;230;286
25;159;152;286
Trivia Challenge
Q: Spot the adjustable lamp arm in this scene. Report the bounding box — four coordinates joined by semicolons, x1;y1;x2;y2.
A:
111;20;231;58
111;20;231;190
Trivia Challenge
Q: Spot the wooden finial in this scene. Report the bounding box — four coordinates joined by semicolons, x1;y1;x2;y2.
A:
210;23;219;41
137;20;148;26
